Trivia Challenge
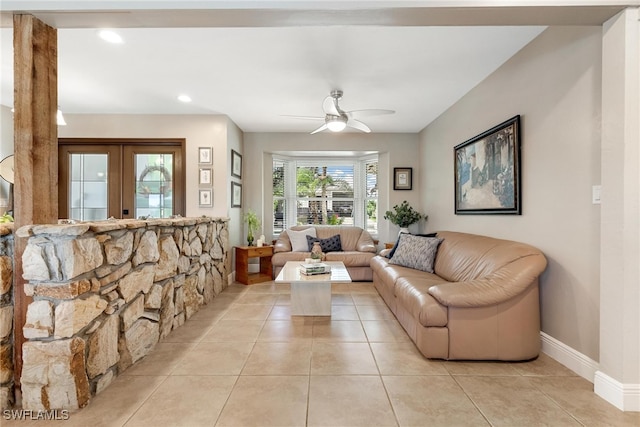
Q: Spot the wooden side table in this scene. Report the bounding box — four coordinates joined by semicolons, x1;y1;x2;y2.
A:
235;245;274;285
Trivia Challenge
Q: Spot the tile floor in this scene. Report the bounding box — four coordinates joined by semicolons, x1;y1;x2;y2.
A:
6;281;639;427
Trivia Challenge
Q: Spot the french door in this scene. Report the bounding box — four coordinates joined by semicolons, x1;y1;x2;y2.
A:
58;139;185;220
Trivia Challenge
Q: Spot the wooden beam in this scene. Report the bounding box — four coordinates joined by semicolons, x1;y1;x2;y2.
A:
13;13;58;388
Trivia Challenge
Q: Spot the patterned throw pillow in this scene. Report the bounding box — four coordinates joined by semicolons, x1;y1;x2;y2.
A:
386;232;437;258
389;234;443;273
306;234;343;253
288;228;317;252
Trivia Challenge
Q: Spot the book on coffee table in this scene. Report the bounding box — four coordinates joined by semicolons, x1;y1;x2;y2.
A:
299;262;332;275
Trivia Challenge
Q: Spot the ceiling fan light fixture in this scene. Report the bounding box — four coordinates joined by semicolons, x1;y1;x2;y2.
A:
326;115;347;132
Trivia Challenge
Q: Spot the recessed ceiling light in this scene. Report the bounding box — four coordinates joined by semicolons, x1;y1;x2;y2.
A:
177;94;192;103
98;30;123;44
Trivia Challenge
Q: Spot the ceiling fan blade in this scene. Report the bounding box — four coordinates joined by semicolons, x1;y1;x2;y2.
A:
310;123;328;134
347;118;371;133
281;114;324;121
322;96;340;116
347;109;395;119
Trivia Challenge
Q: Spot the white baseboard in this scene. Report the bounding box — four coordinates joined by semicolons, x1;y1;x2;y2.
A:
541;332;640;412
594;371;640;412
228;272;235;284
540;332;599;382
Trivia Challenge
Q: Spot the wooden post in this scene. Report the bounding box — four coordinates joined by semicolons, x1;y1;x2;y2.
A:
12;14;58;388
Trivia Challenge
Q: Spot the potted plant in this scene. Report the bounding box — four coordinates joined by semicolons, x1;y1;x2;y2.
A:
383;200;425;233
244;209;261;246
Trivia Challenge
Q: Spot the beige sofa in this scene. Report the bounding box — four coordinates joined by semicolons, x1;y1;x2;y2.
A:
371;231;547;361
272;226;377;281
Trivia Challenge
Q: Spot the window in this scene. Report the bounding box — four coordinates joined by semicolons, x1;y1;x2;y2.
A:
272;155;378;237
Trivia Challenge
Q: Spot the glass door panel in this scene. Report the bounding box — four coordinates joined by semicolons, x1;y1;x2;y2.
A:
122;145;184;219
69;153;109;220
58;144;121;220
134;153;173;218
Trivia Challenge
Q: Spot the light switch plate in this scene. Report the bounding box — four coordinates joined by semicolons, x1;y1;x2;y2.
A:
592;185;601;204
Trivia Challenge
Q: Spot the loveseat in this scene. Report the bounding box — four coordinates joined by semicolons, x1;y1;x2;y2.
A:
272;225;377;281
371;231;547;361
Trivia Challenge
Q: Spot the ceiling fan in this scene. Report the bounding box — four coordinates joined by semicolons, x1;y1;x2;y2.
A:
285;90;395;134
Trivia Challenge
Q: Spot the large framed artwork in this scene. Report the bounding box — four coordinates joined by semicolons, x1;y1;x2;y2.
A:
454;115;521;215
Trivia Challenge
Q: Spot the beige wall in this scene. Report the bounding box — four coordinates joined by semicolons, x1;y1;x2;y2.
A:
225;117;244;250
419;26;603;360
59;114;231;218
242;132;421;245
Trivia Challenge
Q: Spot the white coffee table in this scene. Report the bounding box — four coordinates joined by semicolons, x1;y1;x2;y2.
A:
275;261;352;316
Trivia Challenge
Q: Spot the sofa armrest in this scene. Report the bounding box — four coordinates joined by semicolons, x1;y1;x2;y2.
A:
273;231;292;253
378;248;391;258
428;255;547;307
356;230;378;253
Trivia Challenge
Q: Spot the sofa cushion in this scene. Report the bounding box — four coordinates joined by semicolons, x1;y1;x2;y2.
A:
324;251;375;267
307;234;342;252
271;251;309;266
273;251;375;269
288;228;317;252
390;234;443;273
372;261;431;296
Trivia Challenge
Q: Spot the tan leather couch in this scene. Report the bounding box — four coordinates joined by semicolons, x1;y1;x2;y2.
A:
272;226;377;281
371;231;547;361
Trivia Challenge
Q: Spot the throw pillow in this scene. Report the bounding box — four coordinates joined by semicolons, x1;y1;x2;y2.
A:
386;232;437;259
389;234;443;273
306;234;343;253
288;228;317;252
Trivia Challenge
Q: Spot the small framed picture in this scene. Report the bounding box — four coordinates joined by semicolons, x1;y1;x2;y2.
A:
231;182;242;208
231;149;242;179
394;167;413;190
198;147;212;164
199;189;212;207
199;168;212;185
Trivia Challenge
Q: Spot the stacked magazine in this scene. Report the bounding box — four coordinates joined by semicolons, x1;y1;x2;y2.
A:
299;262;332;276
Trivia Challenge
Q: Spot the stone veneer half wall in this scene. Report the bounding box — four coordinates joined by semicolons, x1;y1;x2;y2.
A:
16;217;229;410
0;224;14;409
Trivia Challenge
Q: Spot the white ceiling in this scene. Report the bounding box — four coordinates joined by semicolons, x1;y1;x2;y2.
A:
0;1;626;134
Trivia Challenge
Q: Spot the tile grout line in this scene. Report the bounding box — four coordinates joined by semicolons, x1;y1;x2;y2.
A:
119;374;172;427
362;302;403;427
526;376;588;427
213;290;259;426
449;374;495;427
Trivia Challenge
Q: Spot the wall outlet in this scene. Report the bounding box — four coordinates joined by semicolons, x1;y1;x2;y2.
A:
592;185;601;204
